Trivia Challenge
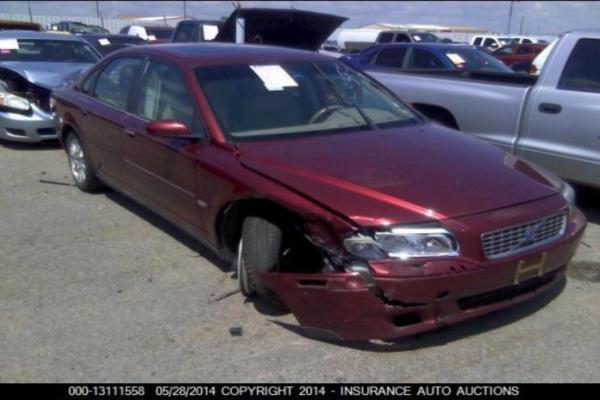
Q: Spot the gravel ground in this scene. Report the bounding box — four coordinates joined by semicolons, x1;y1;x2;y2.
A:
0;140;598;383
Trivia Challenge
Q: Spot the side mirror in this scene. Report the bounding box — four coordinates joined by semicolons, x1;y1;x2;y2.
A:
146;120;190;137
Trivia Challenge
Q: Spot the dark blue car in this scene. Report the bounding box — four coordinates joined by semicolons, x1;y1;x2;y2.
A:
341;43;513;73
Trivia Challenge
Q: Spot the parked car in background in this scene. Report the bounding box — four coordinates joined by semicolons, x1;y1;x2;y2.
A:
367;31;600;188
119;25;174;43
337;28;443;53
79;34;146;57
471;35;548;50
529;39;557;75
52;43;585;341
0;19;43;31
0;31;100;142
492;43;547;70
171;19;222;43
342;43;514;73
56;21;110;34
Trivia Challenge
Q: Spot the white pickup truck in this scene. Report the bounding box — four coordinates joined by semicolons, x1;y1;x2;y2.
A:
368;30;600;188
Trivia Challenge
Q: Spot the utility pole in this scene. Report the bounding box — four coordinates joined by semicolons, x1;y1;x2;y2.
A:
183;0;187;19
519;15;524;34
96;0;100;18
506;1;515;34
27;1;33;22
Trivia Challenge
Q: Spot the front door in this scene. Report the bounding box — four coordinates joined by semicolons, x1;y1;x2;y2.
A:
117;59;206;233
517;37;600;186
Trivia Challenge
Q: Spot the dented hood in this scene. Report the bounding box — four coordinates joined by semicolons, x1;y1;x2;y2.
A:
0;62;93;89
238;123;558;227
214;8;347;51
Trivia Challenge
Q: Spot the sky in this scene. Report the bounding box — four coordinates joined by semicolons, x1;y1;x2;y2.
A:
2;1;600;35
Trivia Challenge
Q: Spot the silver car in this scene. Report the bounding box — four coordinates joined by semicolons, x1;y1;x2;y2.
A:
0;30;100;143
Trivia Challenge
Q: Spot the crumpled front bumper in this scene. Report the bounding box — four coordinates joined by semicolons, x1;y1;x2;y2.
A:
261;198;587;341
0;104;56;143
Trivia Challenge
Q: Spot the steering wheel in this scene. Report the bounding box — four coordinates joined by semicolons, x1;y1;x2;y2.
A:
308;105;345;124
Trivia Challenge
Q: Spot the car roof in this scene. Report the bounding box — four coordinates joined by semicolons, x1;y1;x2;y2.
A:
0;30;84;42
79;33;145;40
370;43;476;50
117;42;329;66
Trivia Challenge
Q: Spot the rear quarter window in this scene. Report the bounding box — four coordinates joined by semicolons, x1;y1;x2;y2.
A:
558;38;600;93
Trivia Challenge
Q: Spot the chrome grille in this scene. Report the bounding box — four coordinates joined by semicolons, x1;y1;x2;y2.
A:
481;211;567;260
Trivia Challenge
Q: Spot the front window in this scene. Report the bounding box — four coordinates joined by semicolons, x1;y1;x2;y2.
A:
441;48;513;72
410;33;442;43
91;37;145;56
499;37;519;45
195;60;419;141
145;28;174;40
0;39;99;63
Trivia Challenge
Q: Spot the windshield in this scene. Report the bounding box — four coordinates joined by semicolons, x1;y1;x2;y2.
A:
146;28;173;40
90;37;145;56
442;48;513;72
0;39;99;63
410;33;442;43
499;37;520;45
195;60;420;141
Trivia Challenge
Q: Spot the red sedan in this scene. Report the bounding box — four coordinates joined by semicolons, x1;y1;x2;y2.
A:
492;43;547;67
52;43;586;341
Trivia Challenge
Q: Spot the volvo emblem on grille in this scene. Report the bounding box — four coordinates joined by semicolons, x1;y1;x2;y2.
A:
522;225;538;246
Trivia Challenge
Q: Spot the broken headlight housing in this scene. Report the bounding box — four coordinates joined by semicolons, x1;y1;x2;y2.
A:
0;92;30;112
344;226;459;260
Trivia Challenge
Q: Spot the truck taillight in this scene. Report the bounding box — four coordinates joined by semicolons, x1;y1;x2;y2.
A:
528;64;537;74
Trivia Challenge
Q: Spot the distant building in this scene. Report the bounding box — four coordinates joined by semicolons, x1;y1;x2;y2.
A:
358;23;487;43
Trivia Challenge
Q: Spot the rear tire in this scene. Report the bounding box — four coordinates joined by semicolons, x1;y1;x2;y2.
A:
66;133;103;192
238;216;288;310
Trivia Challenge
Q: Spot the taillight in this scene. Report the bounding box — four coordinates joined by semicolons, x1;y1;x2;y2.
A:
529;64;537;74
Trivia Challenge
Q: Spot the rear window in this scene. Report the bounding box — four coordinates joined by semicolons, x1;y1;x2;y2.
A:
0;39;99;63
377;32;394;43
374;47;407;68
558;38;600;93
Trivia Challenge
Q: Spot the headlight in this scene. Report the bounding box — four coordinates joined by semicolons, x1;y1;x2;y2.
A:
344;226;459;260
559;181;576;205
0;92;31;111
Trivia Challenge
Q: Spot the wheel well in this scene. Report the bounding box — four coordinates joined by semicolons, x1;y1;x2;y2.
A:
60;124;77;146
218;199;304;254
412;103;459;130
217;199;329;273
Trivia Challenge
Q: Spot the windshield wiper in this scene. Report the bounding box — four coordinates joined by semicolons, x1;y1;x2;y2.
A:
310;62;378;130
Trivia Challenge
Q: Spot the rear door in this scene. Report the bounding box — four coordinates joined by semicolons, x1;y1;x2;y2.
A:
517;37;600;186
118;58;205;230
80;56;144;181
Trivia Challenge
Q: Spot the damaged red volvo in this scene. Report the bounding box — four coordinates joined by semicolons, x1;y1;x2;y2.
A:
52;43;587;341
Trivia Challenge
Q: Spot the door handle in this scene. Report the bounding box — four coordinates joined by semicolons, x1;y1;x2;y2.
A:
538;103;562;114
123;129;136;137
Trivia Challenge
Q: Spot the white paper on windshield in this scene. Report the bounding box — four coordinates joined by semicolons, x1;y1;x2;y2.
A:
98;38;111;46
413;35;421;41
203;25;219;40
0;39;19;50
250;65;298;91
446;53;466;65
147;35;157;41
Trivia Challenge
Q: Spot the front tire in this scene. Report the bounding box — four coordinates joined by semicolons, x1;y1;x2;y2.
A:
238;216;288;310
66;133;103;192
